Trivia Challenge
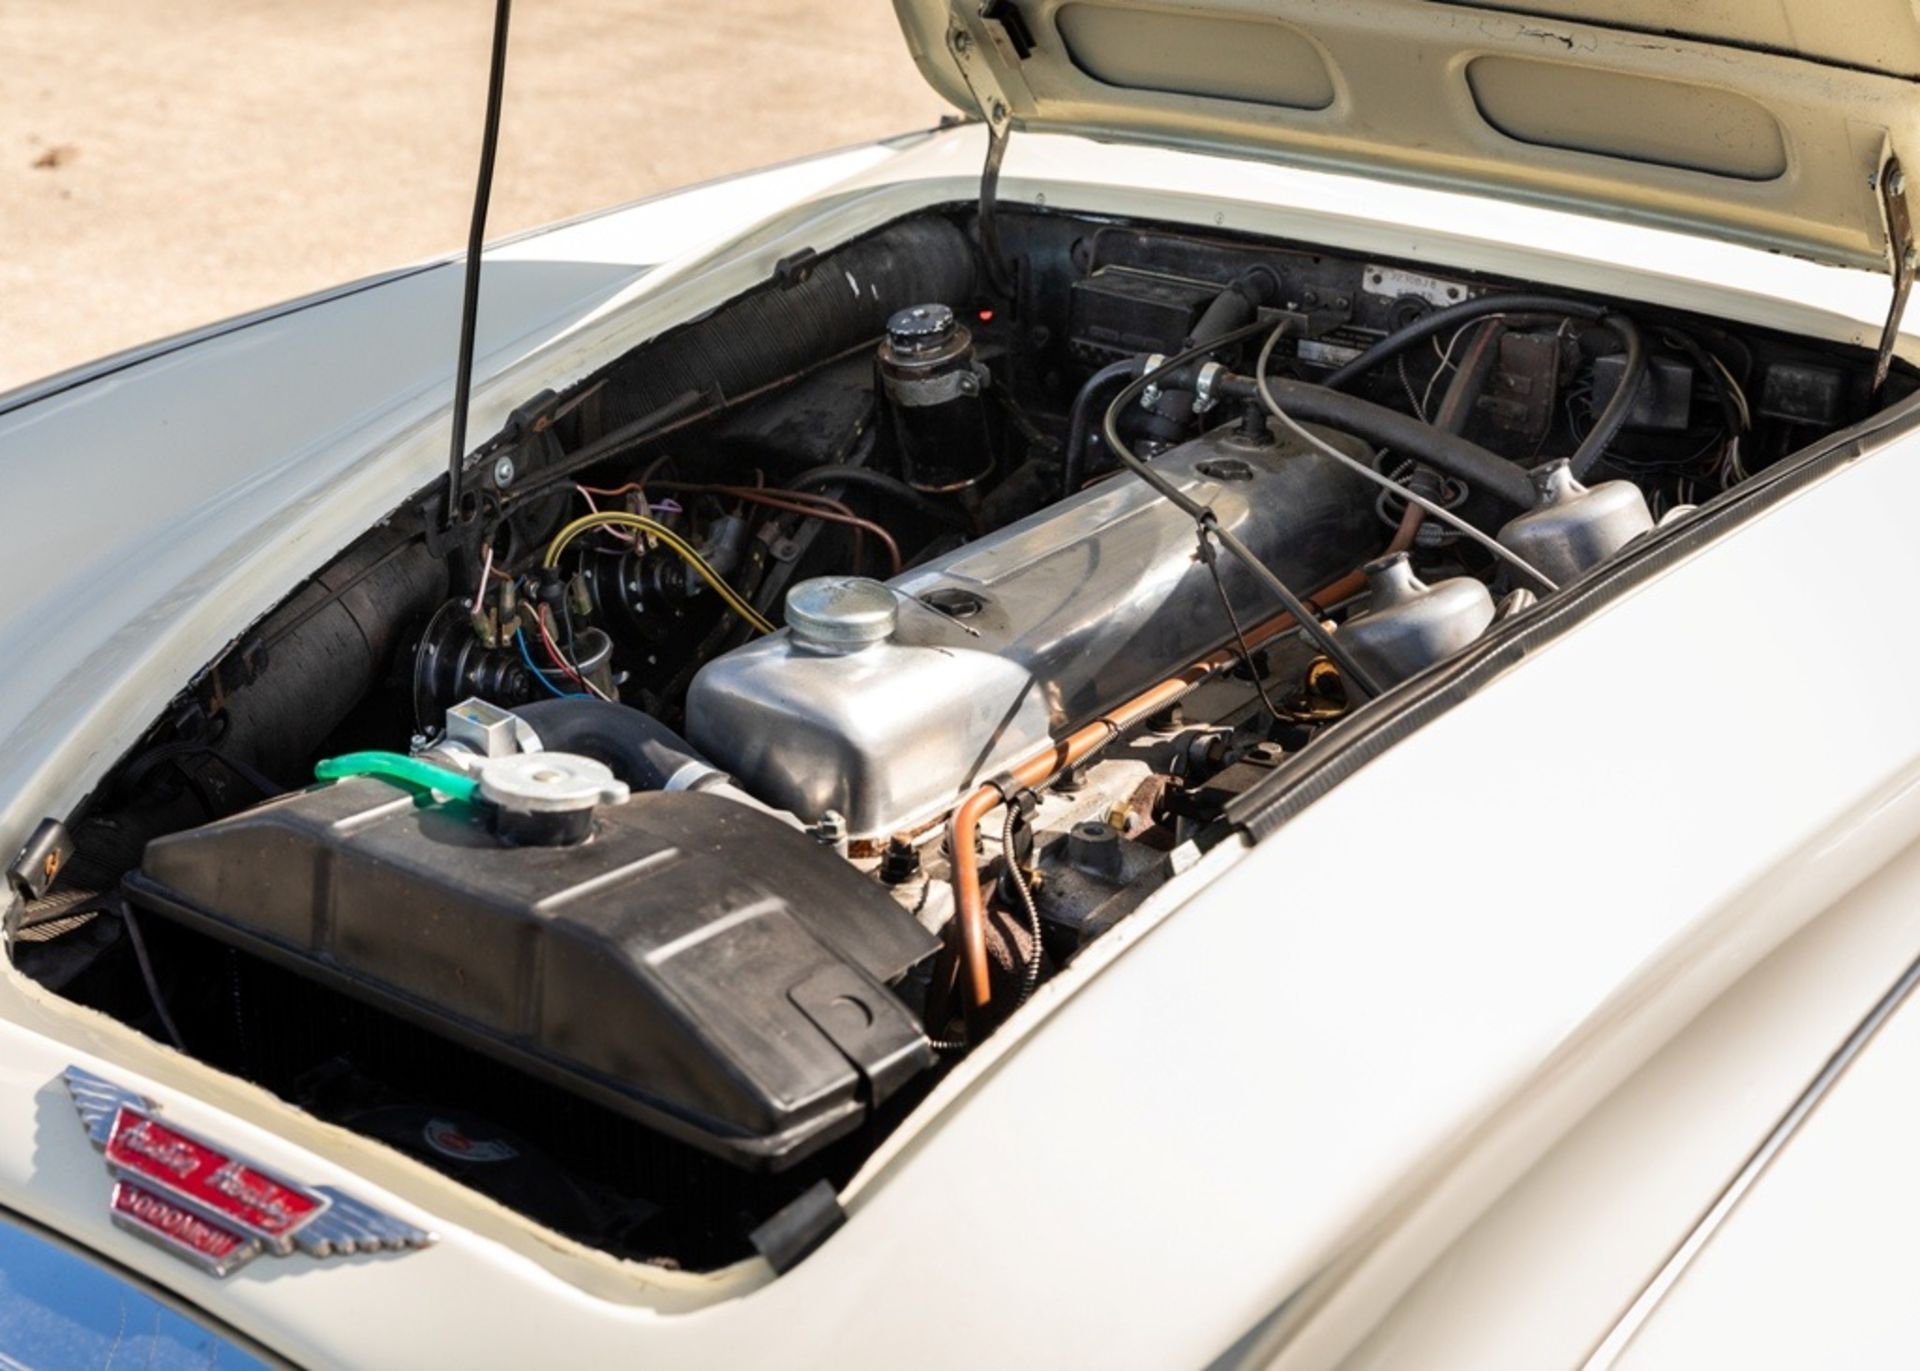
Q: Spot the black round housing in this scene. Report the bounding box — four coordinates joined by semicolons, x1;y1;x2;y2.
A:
877;303;994;493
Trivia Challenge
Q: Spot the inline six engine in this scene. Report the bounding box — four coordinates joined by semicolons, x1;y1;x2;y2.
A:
687;418;1376;838
12;207;1901;1270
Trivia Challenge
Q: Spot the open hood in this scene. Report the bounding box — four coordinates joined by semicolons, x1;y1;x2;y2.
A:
894;0;1920;278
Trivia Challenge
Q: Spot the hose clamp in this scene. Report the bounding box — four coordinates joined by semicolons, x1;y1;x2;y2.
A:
1192;361;1225;414
1139;353;1168;410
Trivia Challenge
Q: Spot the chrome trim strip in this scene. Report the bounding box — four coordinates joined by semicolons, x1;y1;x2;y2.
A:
1582;946;1920;1368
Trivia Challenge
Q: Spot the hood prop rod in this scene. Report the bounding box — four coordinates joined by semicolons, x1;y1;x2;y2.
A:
977;121;1017;302
1873;155;1913;396
442;0;515;535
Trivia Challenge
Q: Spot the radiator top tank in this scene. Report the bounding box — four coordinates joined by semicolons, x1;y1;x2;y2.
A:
686;419;1379;839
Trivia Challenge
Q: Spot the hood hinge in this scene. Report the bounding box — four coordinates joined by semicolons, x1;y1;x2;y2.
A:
946;7;1014;125
1873;154;1913;395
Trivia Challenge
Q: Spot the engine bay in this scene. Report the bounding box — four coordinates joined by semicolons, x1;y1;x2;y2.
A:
10;204;1906;1272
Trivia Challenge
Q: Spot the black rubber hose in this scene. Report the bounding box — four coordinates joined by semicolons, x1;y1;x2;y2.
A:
217;526;449;785
580;219;977;441
1370;320;1507;542
1324;293;1603;389
1216;375;1537;510
511;699;715;791
1570;311;1644;479
1140;267;1282;447
1098;320;1390;699
786;463;972;530
1192;272;1271;338
1060;358;1140;498
1318;291;1645;478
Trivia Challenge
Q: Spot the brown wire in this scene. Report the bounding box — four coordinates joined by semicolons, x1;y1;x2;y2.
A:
644;480;903;575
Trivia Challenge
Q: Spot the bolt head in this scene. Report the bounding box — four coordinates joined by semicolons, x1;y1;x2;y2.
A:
492;454;516;488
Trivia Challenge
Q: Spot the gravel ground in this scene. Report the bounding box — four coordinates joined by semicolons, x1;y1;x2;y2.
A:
1;1;948;391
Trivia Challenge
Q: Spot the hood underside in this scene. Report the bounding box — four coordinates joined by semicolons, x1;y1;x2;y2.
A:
895;0;1920;275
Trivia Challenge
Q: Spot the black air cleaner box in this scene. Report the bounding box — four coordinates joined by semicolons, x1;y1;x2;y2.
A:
125;779;939;1170
1068;266;1219;361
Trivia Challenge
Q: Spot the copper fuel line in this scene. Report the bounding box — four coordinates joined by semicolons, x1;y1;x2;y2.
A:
942;519;1419;1040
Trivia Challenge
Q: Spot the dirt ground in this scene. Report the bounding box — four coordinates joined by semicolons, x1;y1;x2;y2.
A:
1;1;948;391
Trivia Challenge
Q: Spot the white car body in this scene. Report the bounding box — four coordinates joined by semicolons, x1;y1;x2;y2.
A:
5;6;1920;1365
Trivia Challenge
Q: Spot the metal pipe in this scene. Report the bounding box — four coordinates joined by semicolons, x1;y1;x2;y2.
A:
943;534;1415;1035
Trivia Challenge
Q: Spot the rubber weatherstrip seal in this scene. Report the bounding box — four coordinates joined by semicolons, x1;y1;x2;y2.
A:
1223;385;1920;843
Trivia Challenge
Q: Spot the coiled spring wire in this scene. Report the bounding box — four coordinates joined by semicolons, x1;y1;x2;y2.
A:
1003;806;1044;1007
927;800;1047;1052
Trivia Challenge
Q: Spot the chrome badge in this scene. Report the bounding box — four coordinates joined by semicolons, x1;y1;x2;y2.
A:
63;1066;435;1277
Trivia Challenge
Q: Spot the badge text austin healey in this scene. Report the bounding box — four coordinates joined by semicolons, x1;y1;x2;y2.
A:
63;1066;434;1276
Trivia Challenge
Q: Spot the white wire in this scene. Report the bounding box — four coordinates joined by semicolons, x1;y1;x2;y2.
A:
1707;354;1752;485
1253;322;1559;591
1418;315;1505;422
470;540;494;612
1709;354;1752;428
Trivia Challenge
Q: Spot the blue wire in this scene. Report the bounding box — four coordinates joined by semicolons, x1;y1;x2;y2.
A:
515;629;584;698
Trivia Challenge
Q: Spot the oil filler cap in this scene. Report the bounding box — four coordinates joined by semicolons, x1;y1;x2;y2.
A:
478;751;629;847
785;577;898;651
885;302;957;354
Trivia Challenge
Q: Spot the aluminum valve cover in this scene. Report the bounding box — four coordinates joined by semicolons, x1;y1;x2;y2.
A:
686;420;1376;838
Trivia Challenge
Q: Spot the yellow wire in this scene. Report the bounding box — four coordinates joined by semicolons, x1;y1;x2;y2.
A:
542;512;777;635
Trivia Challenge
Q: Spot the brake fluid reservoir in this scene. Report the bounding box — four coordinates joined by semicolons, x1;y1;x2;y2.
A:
877;303;993;493
1340;553;1496;687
